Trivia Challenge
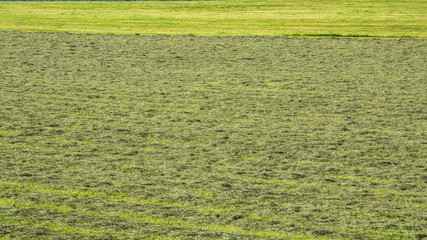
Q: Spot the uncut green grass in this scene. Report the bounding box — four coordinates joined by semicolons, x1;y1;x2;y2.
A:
1;31;426;239
0;0;426;38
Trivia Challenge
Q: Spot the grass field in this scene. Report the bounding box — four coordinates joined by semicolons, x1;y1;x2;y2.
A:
1;30;426;239
0;0;426;38
1;0;427;238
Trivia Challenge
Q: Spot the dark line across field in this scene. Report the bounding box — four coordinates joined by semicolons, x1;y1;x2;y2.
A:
0;31;426;239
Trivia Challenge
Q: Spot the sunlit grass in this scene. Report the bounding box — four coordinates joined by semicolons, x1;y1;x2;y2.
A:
0;0;426;37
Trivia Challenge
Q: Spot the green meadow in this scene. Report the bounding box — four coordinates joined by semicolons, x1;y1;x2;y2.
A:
0;0;426;38
1;0;427;239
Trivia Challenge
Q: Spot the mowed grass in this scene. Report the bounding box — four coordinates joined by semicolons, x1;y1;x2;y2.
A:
0;30;426;239
0;0;426;38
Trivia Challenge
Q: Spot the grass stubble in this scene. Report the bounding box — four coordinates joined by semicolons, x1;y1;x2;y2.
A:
0;30;426;239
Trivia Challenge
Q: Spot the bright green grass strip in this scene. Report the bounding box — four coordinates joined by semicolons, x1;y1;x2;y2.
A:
0;197;415;239
0;0;426;38
0;197;321;239
2;179;424;236
0;216;168;240
4;194;413;239
0;180;234;213
0;180;297;227
0;215;108;238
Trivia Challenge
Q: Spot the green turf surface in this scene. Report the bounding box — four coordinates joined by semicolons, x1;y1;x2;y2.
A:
1;30;426;239
0;0;426;38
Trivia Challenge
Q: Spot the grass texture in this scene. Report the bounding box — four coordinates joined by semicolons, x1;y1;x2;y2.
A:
0;0;426;38
0;31;426;239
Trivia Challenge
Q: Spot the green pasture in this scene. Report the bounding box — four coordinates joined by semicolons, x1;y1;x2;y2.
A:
1;31;426;239
0;0;426;38
1;0;426;238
